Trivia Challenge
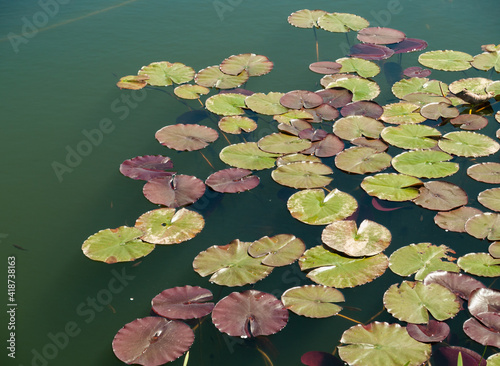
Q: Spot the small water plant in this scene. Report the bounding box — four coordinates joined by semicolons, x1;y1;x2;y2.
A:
82;8;500;366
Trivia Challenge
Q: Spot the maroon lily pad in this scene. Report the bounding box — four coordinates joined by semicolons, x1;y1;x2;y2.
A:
211;290;289;338
340;101;384;119
315;89;353;108
349;43;395;60
143;175;206;208
308;104;340;121
468;288;500;318
450;114;489;130
389;38;428;54
278;120;313;136
423;271;485;300
299;128;328;141
406;320;450;343
309;61;342;75
463;313;500;347
403;66;432;78
151;285;214;320
205;168;260;193
301;133;345;157
280;90;324;109
357;27;406;45
120;155;175;181
412;181;468;211
434;206;483;233
435;346;487;366
301;351;344;366
155;124;219;151
112;317;194;366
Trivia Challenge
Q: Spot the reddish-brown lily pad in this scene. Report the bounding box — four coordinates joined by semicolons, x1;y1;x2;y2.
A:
434;206;483;233
309;61;342;75
412;181;468;211
357;27;406;45
280;90;324;109
349;43;395;60
143;175;206;208
406;320;450;343
120;155;175;181
205;168;259;193
450;114;488;130
151;285;214;320
423;271;486;300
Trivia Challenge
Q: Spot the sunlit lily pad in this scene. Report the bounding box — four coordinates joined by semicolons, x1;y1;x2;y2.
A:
333;116;384;141
383;281;460;323
438;131;500;157
276;153;321;166
151;285;214;320
325;76;380;101
357;27;405;45
258;133;312;154
340;100;383;119
465;212;500;240
287;188;358;225
82;226;154;264
488;353;500;366
338;322;431;366
381;102;426;124
322;219;391;257
490;242;500;258
436;346;487;366
418;50;473;71
423;271;486;300
173;84;210;100
478;188;500;212
360;173;422;201
402;93;454;107
116;74;149;90
468;288;500;317
392;150;459;178
449;77;493;96
316;88;353;108
280;90;323;109
467;163;500;184
205;93;247;116
309;61;342;74
143;175;206;208
218;115;257;134
135;208;204;245
392;78;448;99
205;168;259;193
299;245;388;288
119;155;175;181
413;181;467;211
335;146;391;174
457;253;500;277
138;61;195;86
390;38;428;54
463;314;500;348
420;102;459;120
287;9;327;28
155;124;218;151
406;320;450;343
281;285;345;318
317;12;369;33
336;57;380;78
245;92;288;115
248;234;305;267
274;109;315;124
351;137;388;152
403;66;431;78
272;161;333;189
381;124;441;150
220;53;273;77
301;134;345;157
472;49;500;72
389;243;459;280
434;206;483;233
219;142;280;170
195;66;248;89
192;239;273;287
450;114;489;130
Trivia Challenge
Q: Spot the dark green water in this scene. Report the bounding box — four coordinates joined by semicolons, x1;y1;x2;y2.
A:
1;0;500;365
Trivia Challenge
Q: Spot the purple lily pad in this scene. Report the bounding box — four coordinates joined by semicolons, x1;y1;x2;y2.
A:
299;128;328;141
435;346;487;366
205;168;260;193
403;66;432;78
406;320;450;343
315;89;353;108
301;133;345;157
340;101;384;119
211;290;289;338
389;38;428;54
280;90;324;109
155;124;219;151
112;317;194;366
309;61;342;75
151;285;214;320
357;27;406;45
143;175;206;208
450;114;489;130
308;104;340;121
423;271;485;300
301;351;344;366
278;120;313;136
468;288;500;318
349;43;395;60
120;155;175;181
463;313;500;347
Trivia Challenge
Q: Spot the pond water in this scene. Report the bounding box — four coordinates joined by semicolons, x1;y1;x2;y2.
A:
1;0;500;365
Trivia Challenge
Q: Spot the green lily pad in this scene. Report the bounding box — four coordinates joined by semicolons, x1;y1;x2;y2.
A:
220;53;273;77
322;219;391;257
392;78;449;99
192;239;273;287
418;50;473;71
138;61;195;86
488;353;500;366
465;212;500;241
457;253;500;277
332;115;385;141
402;92;453;107
245;92;288;115
478;188;500;212
273;110;315;124
276;153;321;166
287;9;327;28
218;116;257;134
412;181;468;211
490;242;500;258
420;102;459;120
272;162;333;189
487;80;500;96
258;133;312;154
438;131;500;157
219;142;280;170
195;66;248;89
325;76;380;101
82;226;154;264
449;77;494;98
318;12;369;33
336;57;380;78
299;245;388;288
248;234;305;267
338;322;431;366
116;74;149;90
381;124;441;150
383;281;460;323
173;84;210;100
389;243;460;281
335;146;392;174
392;150;459;179
467;163;500;184
472;49;500;72
360;173;422;201
281;285;345;318
381;102;426;124
135;208;204;245
287;188;358;225
434;206;483;233
205;93;247;116
155;124;218;151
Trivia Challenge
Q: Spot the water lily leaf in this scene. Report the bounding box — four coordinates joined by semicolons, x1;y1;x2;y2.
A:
465;212;500;240
245;92;288;115
301;134;345;157
274;109;315;124
381;102;426;124
351;137;388;152
120;155;175;181
326;76;380;101
423;271;486;300
403;66;431;78
211;290;288;338
281;285;344;318
143;175;206;208
488;353;500;366
463;314;500;348
277;153;321;166
360;173;422;201
138;61;195;86
280;90;323;109
220;53;273;77
287;9;327;28
490;242;500;258
258;133;312;154
472;50;500;72
436;346;487;366
316;88;353;108
434;206;483;233
218;115;257;134
205;93;247;116
438;131;500;157
298;128;328;142
340;100;383;119
135;208;204;245
390;38;428;54
457;253;500;277
205;168;259;193
333;115;385;141
322;219;391;257
151;285;214;319
301;351;344;366
357;27;406;45
248;234;305;267
349;43;395;60
413;181;467;211
335;146;392;174
82;226;153;264
406;320;450;343
478;188;500;212
467;163;500;184
272;161;333;189
338;322;431;366
317;12;369;33
389;243;459;280
383;281;460;323
195;66;248;89
418;50;473;71
450;114;489;130
192;239;273;286
381;124;441;150
219;142;280;170
287;188;358;225
173;84;210;99
309;61;342;75
468;288;500;317
449;77;495;103
300;245;388;288
155;124;218;151
420;102;459;120
392;150;459;178
112;317;194;366
116;74;149;90
336;57;380;78
392;77;448;99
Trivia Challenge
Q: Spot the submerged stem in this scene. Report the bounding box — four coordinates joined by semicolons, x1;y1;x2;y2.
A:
256;346;273;366
337;313;363;324
199;151;215;169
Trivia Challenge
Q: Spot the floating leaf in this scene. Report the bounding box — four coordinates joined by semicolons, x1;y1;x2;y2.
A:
420;102;459;120
392;150;459;179
450;114;489;130
173;84;210;100
438;131;500;157
205;168;259;193
281;285;345;318
139;61;195;86
449;77;495;103
418;50;473;71
155;124;218;151
463;314;500;348
274;109;315;124
392;78;447;99
390;38;428;54
340;100;383;119
335;146;391;174
361;173;422;201
245;92;288;115
457;253;500;277
406;320;450;343
357;27;405;45
413;181;467;211
120;155;175;181
301;351;344;366
381;102;426;124
403;66;431;78
143;175;206;208
277;153;321;166
220;53;273;77
351;137;388;152
151;286;214;319
325;76;380;101
316;88;353;108
280;90;323;109
471;50;500;72
468;163;500;184
349;43;395;60
302;134;345;157
117;74;149;90
478;188;500;212
205;93;247;116
219;142;280;170
317;12;369;33
287;9;327;28
468;288;500;317
464;213;500;240
423;271;486;300
309;61;342;74
195;66;248;89
218;115;257;134
336;57;380;78
333;116;384;141
490;242;500;258
248;234;305;267
435;346;487;366
381;124;441;150
434;206;483;233
258;133;312;154
272;161;333;189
